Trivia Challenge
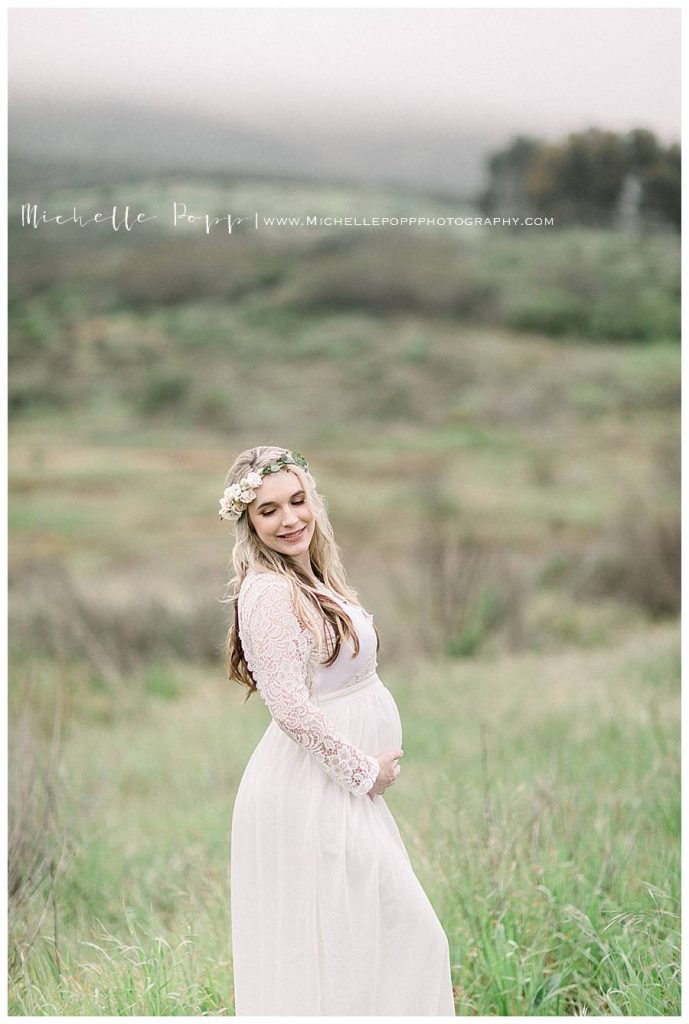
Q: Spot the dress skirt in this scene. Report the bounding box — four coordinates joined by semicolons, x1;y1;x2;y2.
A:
230;672;456;1016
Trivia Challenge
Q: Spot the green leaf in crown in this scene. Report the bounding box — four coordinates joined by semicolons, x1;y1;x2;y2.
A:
260;451;308;476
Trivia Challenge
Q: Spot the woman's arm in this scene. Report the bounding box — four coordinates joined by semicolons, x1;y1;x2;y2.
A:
238;573;380;796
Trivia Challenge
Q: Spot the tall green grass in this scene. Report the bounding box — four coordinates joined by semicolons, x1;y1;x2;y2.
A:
9;622;679;1015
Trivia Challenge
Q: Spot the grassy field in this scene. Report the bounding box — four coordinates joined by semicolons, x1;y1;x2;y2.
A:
8;176;680;1014
9;623;679;1015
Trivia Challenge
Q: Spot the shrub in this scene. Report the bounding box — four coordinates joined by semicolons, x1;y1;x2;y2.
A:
573;496;680;618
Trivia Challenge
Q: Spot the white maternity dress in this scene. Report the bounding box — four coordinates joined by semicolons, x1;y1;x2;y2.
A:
230;568;455;1016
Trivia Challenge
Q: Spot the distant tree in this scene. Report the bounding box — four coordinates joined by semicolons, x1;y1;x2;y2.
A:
639;142;681;231
479;126;679;232
626;128;660;173
527;128;628;224
486;134;541;177
478;135;540;214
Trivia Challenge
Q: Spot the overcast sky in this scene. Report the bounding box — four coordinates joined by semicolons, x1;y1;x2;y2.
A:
8;7;680;142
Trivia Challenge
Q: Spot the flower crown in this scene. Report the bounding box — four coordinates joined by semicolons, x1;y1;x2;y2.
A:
218;451;309;523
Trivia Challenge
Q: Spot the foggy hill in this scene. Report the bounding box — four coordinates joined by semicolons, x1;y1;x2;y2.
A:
9;95;501;198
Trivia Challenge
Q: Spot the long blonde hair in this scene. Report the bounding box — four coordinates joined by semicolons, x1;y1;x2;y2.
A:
220;444;379;701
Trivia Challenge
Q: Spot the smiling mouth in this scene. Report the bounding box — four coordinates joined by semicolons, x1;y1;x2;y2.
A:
279;526;307;539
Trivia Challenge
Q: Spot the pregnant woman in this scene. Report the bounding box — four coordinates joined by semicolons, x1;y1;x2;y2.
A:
221;445;455;1016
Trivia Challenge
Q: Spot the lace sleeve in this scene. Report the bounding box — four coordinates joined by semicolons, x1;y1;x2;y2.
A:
238;573;380;797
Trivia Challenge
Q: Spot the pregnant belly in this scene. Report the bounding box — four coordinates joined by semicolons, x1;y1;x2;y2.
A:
377;685;403;752
321;679;403;756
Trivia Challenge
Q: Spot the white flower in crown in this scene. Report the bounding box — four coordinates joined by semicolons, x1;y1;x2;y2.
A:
219;497;238;521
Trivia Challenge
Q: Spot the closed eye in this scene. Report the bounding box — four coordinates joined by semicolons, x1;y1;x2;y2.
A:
261;499;305;517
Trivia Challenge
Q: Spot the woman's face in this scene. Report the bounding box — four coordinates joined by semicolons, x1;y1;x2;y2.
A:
247;469;316;564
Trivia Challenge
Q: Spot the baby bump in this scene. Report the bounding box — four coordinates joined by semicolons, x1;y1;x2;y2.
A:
322;679;403;755
376;684;403;752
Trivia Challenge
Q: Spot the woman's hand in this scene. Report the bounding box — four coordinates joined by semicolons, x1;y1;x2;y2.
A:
367;749;404;799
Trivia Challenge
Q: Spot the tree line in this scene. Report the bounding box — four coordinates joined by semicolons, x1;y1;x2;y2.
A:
479;128;679;231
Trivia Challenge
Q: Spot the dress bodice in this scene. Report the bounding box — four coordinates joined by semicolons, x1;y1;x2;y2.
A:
236;569;381;795
311;587;379;698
